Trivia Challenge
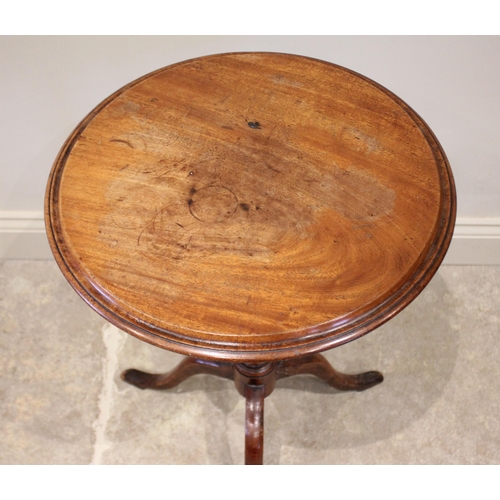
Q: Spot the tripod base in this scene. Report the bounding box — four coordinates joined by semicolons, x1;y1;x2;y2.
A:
121;353;383;465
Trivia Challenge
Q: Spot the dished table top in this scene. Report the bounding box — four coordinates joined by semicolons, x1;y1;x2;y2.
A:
45;52;456;362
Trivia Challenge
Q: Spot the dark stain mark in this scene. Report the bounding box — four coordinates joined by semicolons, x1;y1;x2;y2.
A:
188;199;193;206
256;206;261;210
221;125;234;130
266;163;281;174
189;186;197;196
175;223;185;229
248;121;261;129
240;203;250;211
110;139;134;148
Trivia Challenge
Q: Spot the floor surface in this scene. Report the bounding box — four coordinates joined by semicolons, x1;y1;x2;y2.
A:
1;262;499;464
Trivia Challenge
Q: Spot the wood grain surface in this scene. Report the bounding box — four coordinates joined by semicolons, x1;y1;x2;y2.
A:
45;52;456;361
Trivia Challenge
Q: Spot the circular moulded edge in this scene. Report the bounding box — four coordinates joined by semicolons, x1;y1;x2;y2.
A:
45;52;457;362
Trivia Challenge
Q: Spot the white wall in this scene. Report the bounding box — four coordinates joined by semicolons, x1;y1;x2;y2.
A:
1;36;499;261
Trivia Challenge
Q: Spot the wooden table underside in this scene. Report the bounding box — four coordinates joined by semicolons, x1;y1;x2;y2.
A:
45;53;456;464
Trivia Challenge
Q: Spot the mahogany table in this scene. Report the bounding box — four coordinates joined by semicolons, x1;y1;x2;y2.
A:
45;52;456;465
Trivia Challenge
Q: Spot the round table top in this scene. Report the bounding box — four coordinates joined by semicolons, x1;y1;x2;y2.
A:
45;52;456;362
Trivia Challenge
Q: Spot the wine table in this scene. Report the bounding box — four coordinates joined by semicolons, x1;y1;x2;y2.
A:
45;52;456;464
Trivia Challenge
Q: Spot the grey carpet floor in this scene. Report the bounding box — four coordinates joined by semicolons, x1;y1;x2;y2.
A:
1;261;499;464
